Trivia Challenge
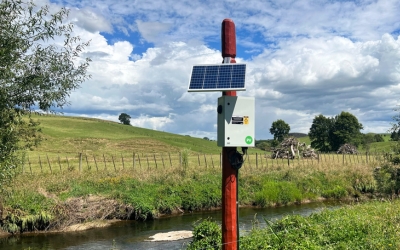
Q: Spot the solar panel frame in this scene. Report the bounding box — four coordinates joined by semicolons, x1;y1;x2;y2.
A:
188;63;246;92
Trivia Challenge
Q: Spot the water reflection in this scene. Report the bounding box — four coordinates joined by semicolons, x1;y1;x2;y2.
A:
0;201;343;250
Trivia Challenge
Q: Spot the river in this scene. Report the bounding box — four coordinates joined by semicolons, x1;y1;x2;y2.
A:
0;201;343;250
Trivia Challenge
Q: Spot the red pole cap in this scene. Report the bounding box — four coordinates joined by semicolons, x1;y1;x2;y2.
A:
221;19;236;58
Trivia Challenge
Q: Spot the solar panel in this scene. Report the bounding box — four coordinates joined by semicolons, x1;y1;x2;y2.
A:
188;64;246;92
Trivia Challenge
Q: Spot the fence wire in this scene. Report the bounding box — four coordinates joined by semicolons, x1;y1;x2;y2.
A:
20;151;387;175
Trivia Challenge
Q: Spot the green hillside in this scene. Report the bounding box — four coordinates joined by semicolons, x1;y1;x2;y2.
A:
32;115;262;154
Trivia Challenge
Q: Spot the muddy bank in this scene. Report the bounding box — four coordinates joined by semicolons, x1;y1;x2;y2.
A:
0;195;134;236
0;194;367;238
0;230;8;238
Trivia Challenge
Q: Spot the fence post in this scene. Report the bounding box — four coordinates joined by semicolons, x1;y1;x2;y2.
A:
103;154;107;170
28;156;32;174
39;155;43;173
256;153;258;168
133;152;135;169
203;154;207;169
248;154;252;169
79;153;82;172
93;155;98;172
168;153;172;167
179;152;182;167
46;154;52;174
342;153;345;165
153;154;158;169
66;156;70;170
146;154;150;170
287;152;290;166
86;155;90;170
210;154;214;169
58;155;62;173
112;155;117;172
161;153;165;168
121;153;125;169
198;154;201;166
366;151;368;164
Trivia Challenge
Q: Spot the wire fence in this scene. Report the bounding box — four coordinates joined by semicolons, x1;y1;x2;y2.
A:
20;151;389;175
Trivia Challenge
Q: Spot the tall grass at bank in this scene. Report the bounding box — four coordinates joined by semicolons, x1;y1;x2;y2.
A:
239;200;400;249
2;157;385;234
188;200;400;249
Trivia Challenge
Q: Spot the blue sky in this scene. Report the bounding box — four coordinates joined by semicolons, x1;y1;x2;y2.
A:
37;0;400;139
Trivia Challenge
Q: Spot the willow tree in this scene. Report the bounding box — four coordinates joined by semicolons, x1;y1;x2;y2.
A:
0;0;91;191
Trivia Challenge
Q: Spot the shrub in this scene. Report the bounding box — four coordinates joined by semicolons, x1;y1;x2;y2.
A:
374;164;400;197
255;181;302;206
187;218;222;250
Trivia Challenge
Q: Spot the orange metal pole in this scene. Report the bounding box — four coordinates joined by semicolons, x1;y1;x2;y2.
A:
221;18;238;250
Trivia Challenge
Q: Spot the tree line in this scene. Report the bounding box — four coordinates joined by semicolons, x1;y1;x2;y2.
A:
266;111;386;152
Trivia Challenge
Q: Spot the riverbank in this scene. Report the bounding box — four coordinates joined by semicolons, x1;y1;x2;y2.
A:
0;229;8;238
186;199;400;249
0;159;392;236
0;196;358;238
240;199;400;249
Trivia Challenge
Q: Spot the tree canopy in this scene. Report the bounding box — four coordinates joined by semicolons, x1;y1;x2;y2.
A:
269;119;290;143
308;112;363;152
308;114;334;152
0;0;91;191
118;113;131;125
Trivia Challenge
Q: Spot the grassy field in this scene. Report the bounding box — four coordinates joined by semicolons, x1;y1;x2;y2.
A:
32;114;263;155
14;114;391;174
30;114;396;161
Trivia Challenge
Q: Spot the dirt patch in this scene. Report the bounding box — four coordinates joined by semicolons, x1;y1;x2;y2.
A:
146;230;193;241
50;195;134;230
0;229;9;238
38;187;59;201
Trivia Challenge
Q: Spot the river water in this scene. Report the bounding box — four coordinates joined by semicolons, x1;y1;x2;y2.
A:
0;201;343;250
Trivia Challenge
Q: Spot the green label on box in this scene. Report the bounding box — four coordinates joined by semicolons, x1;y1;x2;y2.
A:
245;136;253;145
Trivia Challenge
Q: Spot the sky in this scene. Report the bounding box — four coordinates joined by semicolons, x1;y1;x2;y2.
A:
36;0;400;140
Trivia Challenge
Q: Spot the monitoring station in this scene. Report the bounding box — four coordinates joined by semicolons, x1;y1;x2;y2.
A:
187;19;252;249
188;63;255;148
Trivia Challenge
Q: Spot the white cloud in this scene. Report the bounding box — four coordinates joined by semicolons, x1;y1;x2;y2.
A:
69;8;112;33
37;0;400;140
136;21;172;43
65;32;400;139
130;114;174;131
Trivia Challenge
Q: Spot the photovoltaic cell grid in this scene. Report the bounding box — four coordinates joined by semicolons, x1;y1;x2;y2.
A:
188;64;246;92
